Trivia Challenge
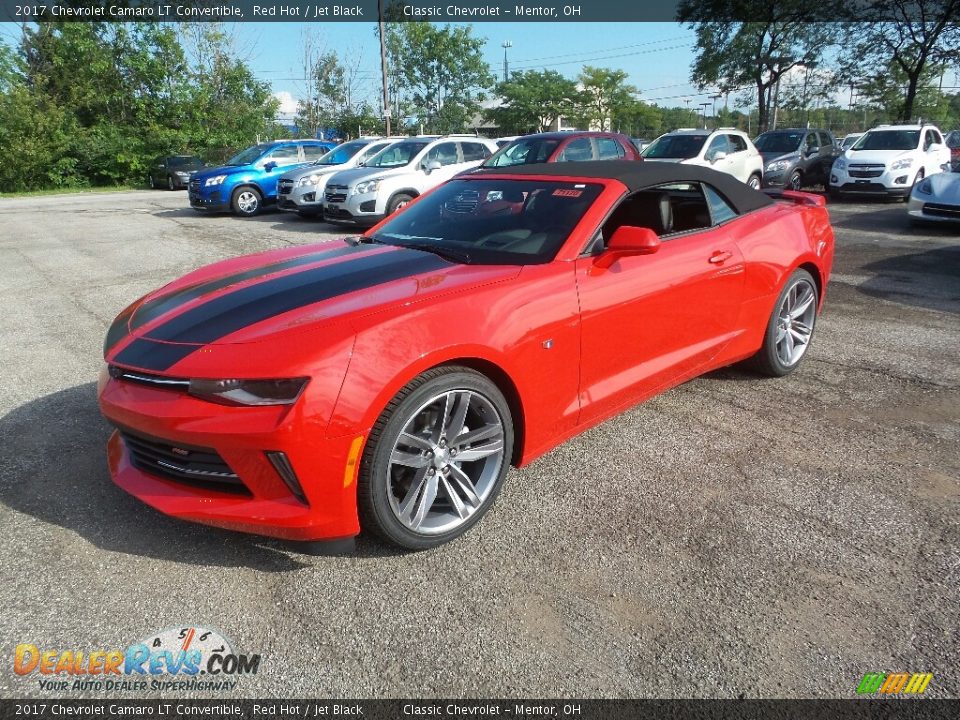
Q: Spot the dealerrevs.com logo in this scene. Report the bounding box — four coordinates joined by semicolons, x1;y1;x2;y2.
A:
14;626;260;693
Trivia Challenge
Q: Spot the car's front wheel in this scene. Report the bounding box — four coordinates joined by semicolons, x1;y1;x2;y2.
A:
231;187;262;217
788;169;803;190
387;192;415;215
357;367;513;550
167;175;175;190
749;268;819;377
747;173;762;190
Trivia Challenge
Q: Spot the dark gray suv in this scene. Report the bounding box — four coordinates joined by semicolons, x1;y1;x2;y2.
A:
754;129;840;190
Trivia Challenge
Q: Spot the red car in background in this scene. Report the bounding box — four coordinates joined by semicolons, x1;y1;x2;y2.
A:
98;162;833;551
481;131;641;167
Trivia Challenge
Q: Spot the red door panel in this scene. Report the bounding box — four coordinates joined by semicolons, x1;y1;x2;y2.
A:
574;225;745;424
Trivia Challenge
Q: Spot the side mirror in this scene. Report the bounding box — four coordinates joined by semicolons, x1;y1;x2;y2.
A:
423;160;442;174
710;150;727;163
263;161;277;172
806;145;820;156
595;226;661;269
928;143;944;153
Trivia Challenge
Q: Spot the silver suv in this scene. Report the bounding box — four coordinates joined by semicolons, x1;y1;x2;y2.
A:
276;137;405;218
323;135;498;227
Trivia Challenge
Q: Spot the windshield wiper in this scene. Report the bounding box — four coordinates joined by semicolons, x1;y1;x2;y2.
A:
344;235;388;247
396;242;471;264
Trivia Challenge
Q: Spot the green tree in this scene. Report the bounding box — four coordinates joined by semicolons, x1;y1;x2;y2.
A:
484;70;581;134
576;66;639;131
678;0;835;132
388;22;493;133
836;0;960;123
296;51;347;138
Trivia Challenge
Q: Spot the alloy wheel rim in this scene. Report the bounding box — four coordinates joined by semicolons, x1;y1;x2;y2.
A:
238;191;258;213
386;389;505;535
748;175;760;189
775;279;816;366
168;177;174;190
790;173;801;190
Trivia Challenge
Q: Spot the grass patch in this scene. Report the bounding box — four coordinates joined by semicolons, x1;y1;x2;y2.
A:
0;184;146;199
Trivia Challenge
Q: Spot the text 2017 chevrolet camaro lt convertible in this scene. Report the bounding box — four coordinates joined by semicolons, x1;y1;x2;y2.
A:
99;162;834;550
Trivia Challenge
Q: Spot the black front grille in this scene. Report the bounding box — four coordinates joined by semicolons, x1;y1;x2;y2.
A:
278;179;294;194
119;429;249;495
189;178;201;193
849;164;884;178
324;207;354;220
325;192;347;203
923;202;960;218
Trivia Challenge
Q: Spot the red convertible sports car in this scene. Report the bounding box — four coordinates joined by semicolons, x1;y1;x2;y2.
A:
98;162;834;551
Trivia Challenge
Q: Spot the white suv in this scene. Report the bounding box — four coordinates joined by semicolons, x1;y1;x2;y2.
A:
641;128;764;188
322;135;498;226
830;124;951;200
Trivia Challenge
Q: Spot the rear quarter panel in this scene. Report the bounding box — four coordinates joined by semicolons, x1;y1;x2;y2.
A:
715;200;834;364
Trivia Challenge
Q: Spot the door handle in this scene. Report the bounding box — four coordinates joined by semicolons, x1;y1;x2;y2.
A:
709;251;733;264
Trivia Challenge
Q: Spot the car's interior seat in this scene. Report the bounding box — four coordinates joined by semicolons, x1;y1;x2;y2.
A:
602;191;674;241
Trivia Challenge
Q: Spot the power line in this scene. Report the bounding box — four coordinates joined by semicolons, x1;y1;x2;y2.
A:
507;35;692;65
509;43;695;71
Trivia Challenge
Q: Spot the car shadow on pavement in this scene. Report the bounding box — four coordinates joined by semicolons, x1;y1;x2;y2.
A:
0;382;313;571
857;245;960;315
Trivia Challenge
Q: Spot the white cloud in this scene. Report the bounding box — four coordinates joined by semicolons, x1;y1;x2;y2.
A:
272;91;299;114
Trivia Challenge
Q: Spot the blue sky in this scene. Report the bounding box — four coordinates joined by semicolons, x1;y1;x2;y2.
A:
232;22;714;112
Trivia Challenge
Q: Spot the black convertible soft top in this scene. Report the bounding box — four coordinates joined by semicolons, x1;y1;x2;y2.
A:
472;160;774;216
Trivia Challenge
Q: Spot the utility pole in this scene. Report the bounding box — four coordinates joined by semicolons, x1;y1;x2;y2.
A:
502;41;512;82
699;102;710;129
711;93;722;128
378;0;391;136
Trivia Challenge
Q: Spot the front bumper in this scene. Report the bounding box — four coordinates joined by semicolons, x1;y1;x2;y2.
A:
322;187;384;227
830;167;914;197
97;367;363;541
907;194;960;223
189;184;231;212
277;181;324;215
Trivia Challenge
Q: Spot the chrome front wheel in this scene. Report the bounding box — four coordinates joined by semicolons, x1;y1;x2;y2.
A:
358;368;513;549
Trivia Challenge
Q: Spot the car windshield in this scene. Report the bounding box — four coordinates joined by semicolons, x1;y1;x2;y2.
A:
484;138;561;167
225;145;267;166
369;179;603;265
754;132;803;153
841;135;861;149
852;130;920;151
364;141;431;168
169;156;202;168
642;135;708;159
315;141;368;166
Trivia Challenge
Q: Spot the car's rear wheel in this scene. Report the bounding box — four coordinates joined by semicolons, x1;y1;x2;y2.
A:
749;268;818;377
357;367;513;550
387;192;414;215
231;187;262;217
788;169;803;190
747;173;762;190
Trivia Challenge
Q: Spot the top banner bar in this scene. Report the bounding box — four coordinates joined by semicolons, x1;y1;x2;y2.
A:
0;0;929;23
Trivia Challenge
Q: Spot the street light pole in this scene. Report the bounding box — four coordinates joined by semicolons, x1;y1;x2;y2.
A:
378;0;391;136
711;93;722;128
699;102;710;129
501;41;513;82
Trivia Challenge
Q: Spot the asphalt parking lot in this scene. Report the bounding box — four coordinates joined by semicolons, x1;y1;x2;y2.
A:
0;189;957;699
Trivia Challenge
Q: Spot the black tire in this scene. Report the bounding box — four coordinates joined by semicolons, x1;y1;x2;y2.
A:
788;169;803;191
231;186;263;217
748;268;819;377
148;175;156;189
167;175;175;190
905;169;925;202
357;366;514;550
387;192;415;215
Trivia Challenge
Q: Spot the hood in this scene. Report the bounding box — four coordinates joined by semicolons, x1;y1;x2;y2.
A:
923;171;960;201
279;162;349;182
760;151;799;165
192;164;252;181
104;242;520;374
327;163;416;187
845;148;914;164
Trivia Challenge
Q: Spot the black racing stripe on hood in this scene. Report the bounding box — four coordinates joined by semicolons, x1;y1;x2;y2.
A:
129;243;367;332
111;249;450;371
102;242;367;355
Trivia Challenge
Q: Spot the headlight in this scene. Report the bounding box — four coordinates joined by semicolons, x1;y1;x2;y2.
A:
188;377;308;406
890;158;913;170
354;179;381;195
204;175;227;187
833;158;846;171
298;174;322;187
765;159;790;173
916;178;933;195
